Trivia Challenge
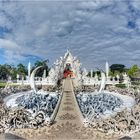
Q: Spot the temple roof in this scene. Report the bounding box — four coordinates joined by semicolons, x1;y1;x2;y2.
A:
63;50;74;63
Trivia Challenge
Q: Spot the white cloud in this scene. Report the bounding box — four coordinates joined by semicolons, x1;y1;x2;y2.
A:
4;50;26;63
34;23;49;37
0;0;140;68
0;38;19;50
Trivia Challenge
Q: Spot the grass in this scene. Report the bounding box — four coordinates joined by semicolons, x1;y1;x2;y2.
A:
0;82;6;88
0;82;21;88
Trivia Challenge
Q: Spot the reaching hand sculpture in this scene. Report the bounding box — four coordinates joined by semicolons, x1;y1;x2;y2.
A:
30;66;43;93
99;72;106;92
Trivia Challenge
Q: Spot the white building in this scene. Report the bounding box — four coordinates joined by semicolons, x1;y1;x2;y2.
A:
17;50;130;87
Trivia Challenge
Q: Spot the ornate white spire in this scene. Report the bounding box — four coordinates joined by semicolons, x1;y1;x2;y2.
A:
28;61;31;78
105;61;109;79
91;69;93;78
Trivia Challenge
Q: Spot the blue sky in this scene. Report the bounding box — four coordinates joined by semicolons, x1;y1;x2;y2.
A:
0;0;140;70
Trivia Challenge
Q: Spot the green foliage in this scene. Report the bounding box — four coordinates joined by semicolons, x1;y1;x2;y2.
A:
115;84;126;89
96;71;101;77
87;72;90;77
0;63;25;80
110;64;126;74
87;71;101;77
34;61;45;67
33;60;49;77
128;64;139;77
10;67;17;79
0;82;6;88
0;65;9;80
109;70;121;77
17;63;27;76
109;71;114;77
87;71;95;77
131;81;140;85
0;60;49;80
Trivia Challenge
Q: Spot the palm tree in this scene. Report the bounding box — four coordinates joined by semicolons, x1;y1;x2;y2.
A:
17;63;27;79
34;60;49;77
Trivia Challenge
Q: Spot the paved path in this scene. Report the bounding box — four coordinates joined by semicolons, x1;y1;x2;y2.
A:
55;78;83;126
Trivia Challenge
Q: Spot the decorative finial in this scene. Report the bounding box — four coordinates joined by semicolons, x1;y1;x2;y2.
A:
67;47;70;53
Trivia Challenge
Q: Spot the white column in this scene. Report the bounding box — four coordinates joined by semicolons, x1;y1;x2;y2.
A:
105;61;109;79
22;76;24;85
43;69;46;78
28;61;31;78
90;70;92;78
16;74;19;83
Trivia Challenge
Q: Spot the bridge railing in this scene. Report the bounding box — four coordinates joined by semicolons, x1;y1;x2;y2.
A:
71;80;85;124
50;80;64;124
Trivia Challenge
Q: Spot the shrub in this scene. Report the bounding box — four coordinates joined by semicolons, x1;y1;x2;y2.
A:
131;81;140;85
115;84;126;89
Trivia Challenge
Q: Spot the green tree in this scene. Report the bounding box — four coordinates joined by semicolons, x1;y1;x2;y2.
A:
87;71;95;77
96;71;101;77
17;63;27;76
10;66;17;80
34;60;49;77
128;64;139;77
0;65;9;80
4;64;17;80
110;64;126;74
0;64;18;80
109;71;114;77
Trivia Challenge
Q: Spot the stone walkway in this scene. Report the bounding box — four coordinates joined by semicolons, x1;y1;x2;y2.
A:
54;78;83;126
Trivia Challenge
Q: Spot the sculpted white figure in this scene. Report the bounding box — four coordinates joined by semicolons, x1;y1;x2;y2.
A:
30;66;43;93
99;72;106;92
94;73;98;81
123;73;131;88
116;74;120;81
82;68;88;77
49;68;55;77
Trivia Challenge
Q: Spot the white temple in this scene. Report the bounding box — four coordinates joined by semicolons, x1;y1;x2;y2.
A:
16;50;130;88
